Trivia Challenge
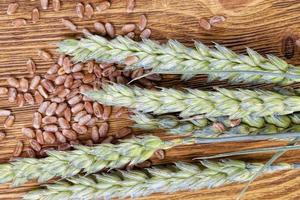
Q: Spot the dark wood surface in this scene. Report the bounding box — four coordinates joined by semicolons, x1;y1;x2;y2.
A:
0;0;300;199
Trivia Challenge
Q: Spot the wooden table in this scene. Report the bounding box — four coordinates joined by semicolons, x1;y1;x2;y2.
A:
0;0;300;199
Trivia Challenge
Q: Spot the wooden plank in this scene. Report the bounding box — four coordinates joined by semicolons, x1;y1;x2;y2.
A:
0;0;300;199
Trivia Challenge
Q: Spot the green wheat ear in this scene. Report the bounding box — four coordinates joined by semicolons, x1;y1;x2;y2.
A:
84;83;300;118
23;159;297;200
59;35;300;85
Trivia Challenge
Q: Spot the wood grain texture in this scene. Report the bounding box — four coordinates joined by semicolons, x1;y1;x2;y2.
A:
0;0;300;199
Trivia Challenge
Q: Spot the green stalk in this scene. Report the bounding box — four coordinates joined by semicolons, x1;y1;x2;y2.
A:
131;112;300;137
58;35;300;85
23;159;297;200
84;84;300;118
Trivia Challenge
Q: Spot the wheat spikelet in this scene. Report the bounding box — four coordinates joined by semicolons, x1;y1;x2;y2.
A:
58;35;300;85
84;84;300;119
0;136;176;187
131;112;300;137
23;159;296;200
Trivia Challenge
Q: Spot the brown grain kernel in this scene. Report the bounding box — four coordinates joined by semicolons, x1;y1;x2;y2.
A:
62;129;77;140
83;74;95;84
46;102;57;116
52;85;65;96
39;147;55;157
8;88;17;103
53;0;61;11
126;32;135;39
58;143;71;150
91;126;99;142
92;65;102;78
13;141;23;157
72;63;83;73
55;103;67;116
84;102;93;114
154;149;165;160
55;131;67;143
78;114;92;126
98;122;109;137
51;97;64;103
38;49;52;61
140;28;151;39
116;127;132;139
7;77;19;88
7;3;19;15
4;115;15;128
63;57;72;73
63;75;73;88
72;72;84;80
32;112;42;129
57;54;65;66
0;87;8;95
37;85;48;98
36;130;44;144
99;63;113;69
101;136;113;143
55;75;67;85
138;78;153;88
86;117;97;126
25;148;36;158
93;102;103;118
44;74;57;81
64;107;71;121
74;111;87;122
71;103;84;114
47;64;59;74
70;80;82;89
27;59;36;74
19;78;29;92
212;122;226;132
138;14;147;31
12;18;27;27
22;128;35;138
0;109;11;116
122;24;136;34
85;3;94;19
123;70;131;77
42;116;57;124
66;89;80;100
16;93;25;107
38;101;50;114
209;15;226;26
30;76;41;90
94;22;106;36
124;56;139;66
40;0;48;10
34;91;43;105
44;125;58;132
43;131;56;144
82;28;92;37
145;73;162;81
58;117;70;129
131;69;144;79
102;106;112;120
102;66;116;77
24;93;35;105
57;67;66;75
61;18;77;32
72;123;88;134
230;119;241;127
30;139;42;152
199;18;211;30
76;3;84;18
114;107;128;118
126;0;135;13
96;1;110;12
57;88;70;98
0;132;6;141
135;160;152;168
31;8;40;24
86;61;94;73
105;23;115;38
68;95;82;106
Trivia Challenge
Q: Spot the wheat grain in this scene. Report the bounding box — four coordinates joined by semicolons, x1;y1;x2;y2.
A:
131;112;300;137
23;159;297;200
84;84;300;118
58;35;300;85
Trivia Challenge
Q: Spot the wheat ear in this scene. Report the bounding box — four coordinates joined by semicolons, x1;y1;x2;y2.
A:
0;136;177;187
84;84;300;118
131;112;300;137
58;35;300;85
23;159;297;200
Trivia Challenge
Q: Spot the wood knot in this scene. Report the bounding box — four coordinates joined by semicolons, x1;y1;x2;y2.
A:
282;35;295;59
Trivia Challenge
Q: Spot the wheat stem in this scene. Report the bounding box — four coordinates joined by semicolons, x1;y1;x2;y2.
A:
23;159;297;200
58;35;300;85
84;84;300;118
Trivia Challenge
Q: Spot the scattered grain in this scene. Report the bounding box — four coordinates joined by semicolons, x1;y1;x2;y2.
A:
199;18;211;30
32;8;40;24
30;76;41;90
43;131;56;144
7;77;19;88
154;149;165;159
61;18;77;32
76;3;84;19
55;103;68;116
101;135;113;143
7;3;19;15
91;126;99;142
105;22;115;38
64;107;72;121
209;15;226;26
116;127;132;139
0;109;11;116
58;118;70;129
126;32;135;39
126;0;135;13
53;0;61;11
64;74;74;88
85;3;94;19
96;1;110;12
45;102;57;116
72;123;88;134
138;14;147;31
38;101;50;114
0;87;8;95
98;122;109;137
17;93;25;107
44;125;58;132
55;131;67;143
19;78;29;92
27;59;36;74
12;18;27;27
22;128;36;139
78;114;92;126
13;141;23;157
122;24;136;34
72;63;83;72
8;88;17;103
24;93;35;105
62;129;77;140
37;85;48;98
140;28;151;39
42;116;58;124
25;148;36;158
38;49;52;61
32;112;42;129
0;132;6;141
4;115;15;128
125;56;139;66
40;0;49;10
36;129;44;144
